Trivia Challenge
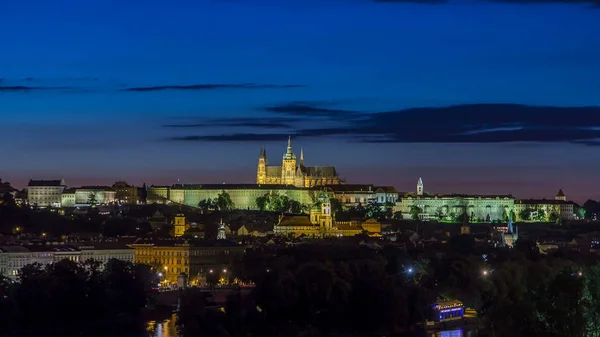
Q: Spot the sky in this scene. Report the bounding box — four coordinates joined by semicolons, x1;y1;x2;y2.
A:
1;0;599;202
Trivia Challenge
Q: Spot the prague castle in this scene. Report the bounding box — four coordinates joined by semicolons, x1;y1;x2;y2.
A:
257;137;343;187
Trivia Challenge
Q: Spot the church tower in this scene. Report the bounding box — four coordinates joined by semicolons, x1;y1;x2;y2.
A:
417;177;424;196
300;147;304;167
257;146;267;184
173;214;187;237
318;191;333;232
555;189;566;201
281;136;297;185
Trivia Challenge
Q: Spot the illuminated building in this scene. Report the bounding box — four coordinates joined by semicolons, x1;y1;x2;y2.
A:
70;242;135;267
27;179;66;207
173;214;188;237
129;239;245;285
274;190;382;237
0;246;31;281
146;185;170;204
325;184;398;206
514;190;575;221
61;188;76;207
257;137;343;187
113;181;139;204
397;178;515;222
431;300;465;323
148;183;317;210
74;186;116;205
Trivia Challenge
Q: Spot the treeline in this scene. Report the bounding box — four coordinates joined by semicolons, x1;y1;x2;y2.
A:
0;259;156;337
179;237;600;337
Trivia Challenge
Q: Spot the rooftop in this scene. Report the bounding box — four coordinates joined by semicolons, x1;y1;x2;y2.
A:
28;179;65;187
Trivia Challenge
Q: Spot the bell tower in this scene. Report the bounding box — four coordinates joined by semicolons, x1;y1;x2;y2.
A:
257;146;267;184
417;177;424;196
281;136;297;185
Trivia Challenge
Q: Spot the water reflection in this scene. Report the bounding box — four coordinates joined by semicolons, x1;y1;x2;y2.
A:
431;328;477;337
144;318;475;337
146;315;178;337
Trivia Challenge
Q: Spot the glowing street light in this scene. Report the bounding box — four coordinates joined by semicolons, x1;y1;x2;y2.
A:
158;272;163;277
482;270;489;276
209;269;214;274
222;269;227;273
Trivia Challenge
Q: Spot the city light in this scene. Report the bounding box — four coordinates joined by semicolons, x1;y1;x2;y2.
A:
158;272;163;277
222;269;227;273
209;269;214;273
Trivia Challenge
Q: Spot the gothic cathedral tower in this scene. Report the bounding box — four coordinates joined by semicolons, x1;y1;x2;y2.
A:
417;177;424;196
257;146;267;184
281;136;297;185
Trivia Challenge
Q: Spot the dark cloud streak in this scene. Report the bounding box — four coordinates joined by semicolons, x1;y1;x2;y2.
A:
166;103;600;145
124;83;305;92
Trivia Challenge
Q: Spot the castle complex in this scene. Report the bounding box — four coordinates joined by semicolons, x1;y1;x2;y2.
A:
257;137;343;187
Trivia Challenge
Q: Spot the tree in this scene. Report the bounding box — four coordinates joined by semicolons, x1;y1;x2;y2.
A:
434;207;444;220
409;206;422;221
255;195;268;211
549;212;559;224
519;208;533;221
215;191;234;211
198;199;214;212
582;200;599;220
535;208;547;222
576;207;586;220
88;192;98;206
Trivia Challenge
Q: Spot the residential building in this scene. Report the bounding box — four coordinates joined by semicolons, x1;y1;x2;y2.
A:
129;239;245;285
27;179;66;207
113;181;139;204
61;188;76;207
70;242;135;267
0;246;31;281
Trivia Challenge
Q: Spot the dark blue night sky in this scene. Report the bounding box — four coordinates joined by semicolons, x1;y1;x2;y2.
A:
1;0;599;202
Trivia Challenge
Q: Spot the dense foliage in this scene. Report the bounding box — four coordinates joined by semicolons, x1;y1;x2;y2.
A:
178;240;600;337
0;259;156;337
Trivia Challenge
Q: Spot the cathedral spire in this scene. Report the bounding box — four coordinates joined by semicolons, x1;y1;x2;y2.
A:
300;147;304;166
287;135;293;154
259;145;266;159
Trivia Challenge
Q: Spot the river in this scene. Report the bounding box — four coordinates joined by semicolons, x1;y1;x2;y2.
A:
145;316;478;337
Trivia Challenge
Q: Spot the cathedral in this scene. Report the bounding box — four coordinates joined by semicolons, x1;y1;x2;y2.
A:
256;137;344;187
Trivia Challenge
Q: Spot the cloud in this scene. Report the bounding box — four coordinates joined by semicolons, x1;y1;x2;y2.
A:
373;0;447;3
170;133;293;142
163;117;299;129
0;85;80;92
488;0;598;4
261;102;358;118
167;103;600;145
123;83;305;92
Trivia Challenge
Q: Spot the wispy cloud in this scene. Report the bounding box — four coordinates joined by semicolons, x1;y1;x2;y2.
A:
373;0;447;3
166;103;600;144
123;83;305;92
261;102;358;118
163;117;300;129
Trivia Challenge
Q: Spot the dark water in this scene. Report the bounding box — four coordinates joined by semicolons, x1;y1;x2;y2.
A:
145;317;477;337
